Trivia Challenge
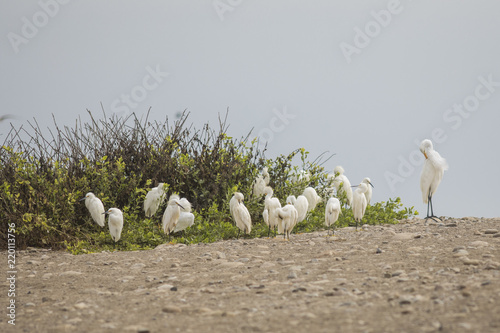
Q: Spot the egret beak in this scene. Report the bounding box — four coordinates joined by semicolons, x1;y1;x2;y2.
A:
369;182;374;188
424;152;428;159
102;211;108;215
176;203;185;210
79;197;86;201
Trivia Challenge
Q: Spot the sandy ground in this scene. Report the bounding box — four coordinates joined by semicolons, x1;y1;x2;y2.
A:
2;217;500;333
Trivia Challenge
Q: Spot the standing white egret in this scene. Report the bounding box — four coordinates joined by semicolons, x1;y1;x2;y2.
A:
286;195;308;223
103;208;124;243
263;186;281;237
277;204;298;240
420;139;448;221
352;182;368;230
252;167;270;197
325;197;341;236
302;187;321;212
330;166;353;206
144;183;166;217
361;178;374;205
173;197;195;233
162;194;185;239
79;192;105;227
229;192;252;238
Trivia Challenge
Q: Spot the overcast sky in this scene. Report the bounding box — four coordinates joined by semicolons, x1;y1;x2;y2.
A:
1;1;499;218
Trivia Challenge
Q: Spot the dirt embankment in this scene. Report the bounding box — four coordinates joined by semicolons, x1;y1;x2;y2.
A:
2;217;500;333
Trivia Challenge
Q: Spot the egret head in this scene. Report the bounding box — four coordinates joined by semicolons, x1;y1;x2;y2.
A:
103;208;121;215
357;182;369;193
168;196;184;210
263;186;273;197
362;178;374;188
333;165;345;176
79;192;94;201
233;192;244;203
420;139;433;159
174;200;185;210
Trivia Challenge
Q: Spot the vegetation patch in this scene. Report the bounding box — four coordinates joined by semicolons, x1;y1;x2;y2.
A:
0;110;417;254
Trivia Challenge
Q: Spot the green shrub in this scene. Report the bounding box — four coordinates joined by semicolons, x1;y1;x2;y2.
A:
0;111;416;253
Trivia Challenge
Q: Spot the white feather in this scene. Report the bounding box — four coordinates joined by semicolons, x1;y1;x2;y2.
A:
230;192;252;234
173;197;194;232
263;186;281;233
420;139;448;204
277;204;298;240
162;194;182;235
330;166;353;206
302;187;321;212
325;197;341;228
287;195;308;223
174;212;195;233
361;177;373;205
144;183;166;217
82;192;105;227
352;183;368;226
252;167;270;197
105;208;124;242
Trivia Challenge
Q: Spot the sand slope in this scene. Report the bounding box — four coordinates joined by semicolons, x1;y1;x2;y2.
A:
2;217;500;333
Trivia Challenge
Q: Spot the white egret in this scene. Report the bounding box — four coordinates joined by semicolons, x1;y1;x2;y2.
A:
252;167;270;197
302;187;321;212
162;194;185;239
361;178;374;205
252;174;266;198
420;139;448;221
286;195;308;223
79;192;105;227
277;204;298;240
262;167;270;185
330;166;353;206
173;197;195;233
325;197;341;236
103;208;124;243
144;182;166;217
263;186;281;237
352;182;368;230
229;192;252;238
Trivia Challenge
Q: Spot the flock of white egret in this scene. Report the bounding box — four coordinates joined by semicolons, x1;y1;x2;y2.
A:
80;139;447;244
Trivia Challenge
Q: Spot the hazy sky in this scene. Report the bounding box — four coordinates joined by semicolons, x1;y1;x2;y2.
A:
1;1;499;217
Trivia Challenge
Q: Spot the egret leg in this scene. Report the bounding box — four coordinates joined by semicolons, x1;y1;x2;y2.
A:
425;193;440;222
426;194;431;219
430;195;435;217
237;229;240;239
